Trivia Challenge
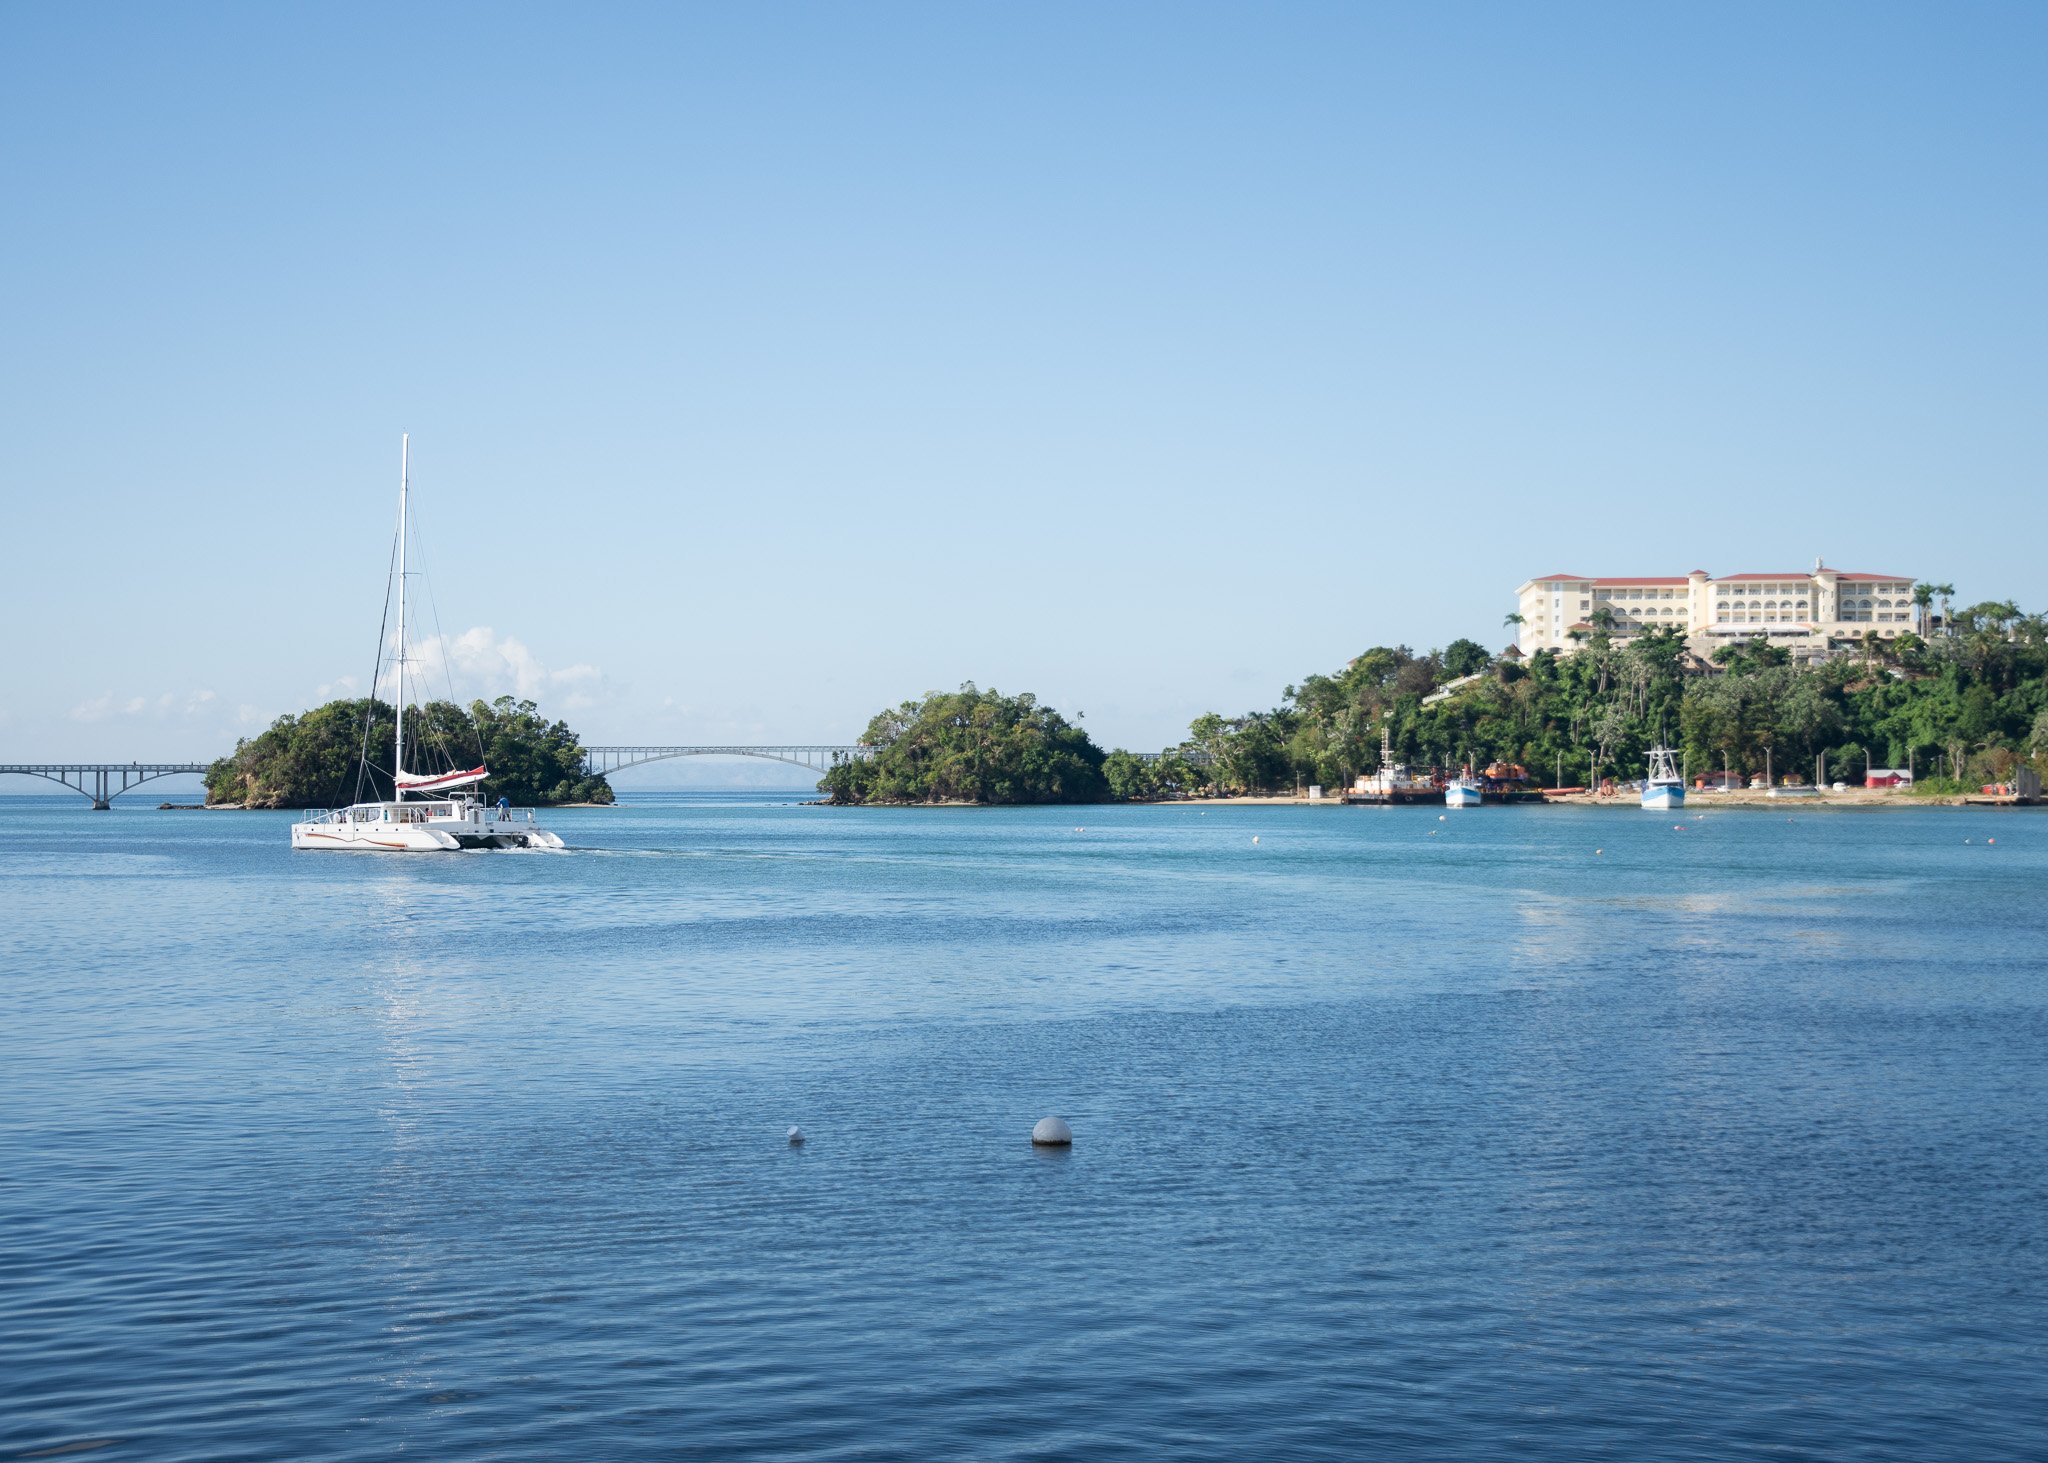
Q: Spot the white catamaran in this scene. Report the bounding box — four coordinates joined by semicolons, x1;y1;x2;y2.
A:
291;437;565;852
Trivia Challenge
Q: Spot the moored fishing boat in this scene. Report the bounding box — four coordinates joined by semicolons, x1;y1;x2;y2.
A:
1347;727;1440;804
290;436;565;852
1445;774;1483;808
1642;745;1685;812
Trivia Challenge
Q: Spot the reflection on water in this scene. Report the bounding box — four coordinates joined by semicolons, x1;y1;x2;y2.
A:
2;793;2045;1460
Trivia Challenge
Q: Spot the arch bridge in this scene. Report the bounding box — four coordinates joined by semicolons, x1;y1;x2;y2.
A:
1;763;210;809
581;745;872;779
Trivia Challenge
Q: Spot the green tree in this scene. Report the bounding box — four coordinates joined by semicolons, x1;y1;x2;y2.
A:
1441;638;1492;679
822;685;1107;804
1102;750;1160;802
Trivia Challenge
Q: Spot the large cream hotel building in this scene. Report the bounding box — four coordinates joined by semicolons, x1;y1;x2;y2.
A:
1514;561;1918;658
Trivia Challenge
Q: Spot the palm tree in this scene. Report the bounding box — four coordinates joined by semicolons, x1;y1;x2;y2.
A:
1586;605;1618;648
1931;583;1955;636
1504;611;1524;641
1912;583;1933;638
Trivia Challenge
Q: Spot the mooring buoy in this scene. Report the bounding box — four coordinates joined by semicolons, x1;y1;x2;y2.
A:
1031;1116;1072;1146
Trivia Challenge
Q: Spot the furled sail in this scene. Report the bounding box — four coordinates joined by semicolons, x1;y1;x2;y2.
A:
396;764;489;794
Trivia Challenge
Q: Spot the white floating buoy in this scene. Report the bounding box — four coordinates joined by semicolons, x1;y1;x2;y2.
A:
787;1126;805;1145
1595;848;1603;856
1031;1116;1072;1146
1251;835;1260;844
1438;814;1446;822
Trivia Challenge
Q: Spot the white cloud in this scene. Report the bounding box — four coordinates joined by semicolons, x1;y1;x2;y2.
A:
377;627;607;709
310;675;360;702
70;689;221;722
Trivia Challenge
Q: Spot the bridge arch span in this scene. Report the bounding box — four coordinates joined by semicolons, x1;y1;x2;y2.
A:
0;763;210;809
581;746;871;779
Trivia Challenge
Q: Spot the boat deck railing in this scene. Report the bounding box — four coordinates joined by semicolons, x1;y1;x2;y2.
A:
298;802;543;826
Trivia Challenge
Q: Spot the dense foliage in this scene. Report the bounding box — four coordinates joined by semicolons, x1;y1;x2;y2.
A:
822;685;1108;804
1178;602;2048;794
205;696;614;808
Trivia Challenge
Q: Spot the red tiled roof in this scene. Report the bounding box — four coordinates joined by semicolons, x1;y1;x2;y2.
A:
1831;572;1911;581
1591;576;1687;586
1530;573;1587;582
1718;573;1812;580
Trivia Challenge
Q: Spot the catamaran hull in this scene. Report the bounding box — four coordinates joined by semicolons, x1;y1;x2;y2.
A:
290;820;566;851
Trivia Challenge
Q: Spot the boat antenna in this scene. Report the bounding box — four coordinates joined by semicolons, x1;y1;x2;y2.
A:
395;433;409;802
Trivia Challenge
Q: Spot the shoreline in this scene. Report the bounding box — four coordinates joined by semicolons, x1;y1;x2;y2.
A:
814;791;2038;810
170;800;624;812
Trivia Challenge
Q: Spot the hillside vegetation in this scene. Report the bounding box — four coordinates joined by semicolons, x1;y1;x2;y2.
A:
206;696;614;808
1187;603;2048;794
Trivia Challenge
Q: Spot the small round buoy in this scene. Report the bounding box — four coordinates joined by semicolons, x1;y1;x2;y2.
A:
1438;814;1446;822
1031;1116;1072;1146
1674;824;1684;831
1251;835;1260;844
787;1126;804;1146
1595;848;1603;855
1988;838;1996;845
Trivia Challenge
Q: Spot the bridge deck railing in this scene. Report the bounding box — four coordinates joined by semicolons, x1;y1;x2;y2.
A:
0;763;211;809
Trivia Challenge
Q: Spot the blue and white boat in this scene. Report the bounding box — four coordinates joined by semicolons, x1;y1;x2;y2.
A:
1444;775;1483;808
1642;745;1685;811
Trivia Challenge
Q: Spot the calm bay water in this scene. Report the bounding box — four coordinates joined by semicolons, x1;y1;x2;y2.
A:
3;791;2045;1459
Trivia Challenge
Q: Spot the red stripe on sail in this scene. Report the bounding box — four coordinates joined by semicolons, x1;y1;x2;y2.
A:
396;765;489;791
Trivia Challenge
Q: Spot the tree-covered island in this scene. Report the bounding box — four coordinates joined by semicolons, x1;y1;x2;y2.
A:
205;696;614;808
821;685;1108;804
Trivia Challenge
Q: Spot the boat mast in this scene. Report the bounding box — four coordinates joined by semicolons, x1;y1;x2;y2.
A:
395;433;408;801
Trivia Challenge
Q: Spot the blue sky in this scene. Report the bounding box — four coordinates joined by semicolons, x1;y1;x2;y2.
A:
4;2;2043;782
